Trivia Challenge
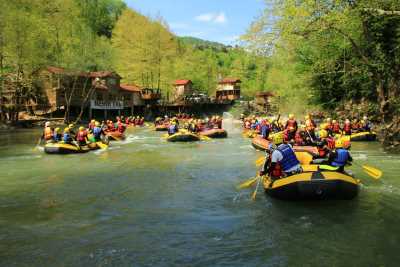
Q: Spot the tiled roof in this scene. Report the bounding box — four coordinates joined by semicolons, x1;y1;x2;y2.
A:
174;79;192;85
120;84;142;93
218;78;241;84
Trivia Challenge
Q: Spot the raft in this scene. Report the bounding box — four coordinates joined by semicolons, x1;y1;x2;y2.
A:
200;128;227;138
251;136;319;157
263;168;359;200
155;124;169;131
350;132;377;142
166;131;200;142
44;143;90;154
242;129;258;138
106;131;125;141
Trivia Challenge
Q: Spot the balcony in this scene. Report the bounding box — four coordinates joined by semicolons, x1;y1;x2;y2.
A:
90;100;124;110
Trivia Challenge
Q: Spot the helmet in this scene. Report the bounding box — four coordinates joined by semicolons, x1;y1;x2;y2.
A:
95;121;100;127
335;140;344;148
289;114;294;119
79;126;84;131
272;132;284;145
68;124;74;128
55;127;60;133
64;127;70;133
326;118;332;123
319;129;328;138
363;116;368;121
91;119;95;123
305;115;310;120
343;140;351;149
345;119;350;124
332;119;337;124
45;121;51;127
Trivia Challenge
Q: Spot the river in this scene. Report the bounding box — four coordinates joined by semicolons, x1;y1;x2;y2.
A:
0;122;400;266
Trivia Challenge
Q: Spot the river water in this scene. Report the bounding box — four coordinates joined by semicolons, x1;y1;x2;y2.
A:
0;122;400;266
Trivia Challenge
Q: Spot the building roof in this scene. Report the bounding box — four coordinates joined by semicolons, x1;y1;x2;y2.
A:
46;66;66;74
89;71;121;78
174;79;192;86
120;84;142;93
256;91;274;97
218;78;241;84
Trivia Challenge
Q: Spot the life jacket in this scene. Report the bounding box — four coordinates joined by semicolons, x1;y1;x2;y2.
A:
327;137;336;150
271;163;283;178
344;123;351;134
53;133;62;142
305;120;315;131
76;130;87;142
168;125;177;135
117;122;125;133
331;148;349;167
261;125;270;139
318;147;327;158
286;119;297;131
63;133;72;143
44;127;53;141
332;123;341;133
277;144;300;172
93;127;102;139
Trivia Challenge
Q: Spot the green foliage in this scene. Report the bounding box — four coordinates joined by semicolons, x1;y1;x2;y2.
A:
242;0;400;119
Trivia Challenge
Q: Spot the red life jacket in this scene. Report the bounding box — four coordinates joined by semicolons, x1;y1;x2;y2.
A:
295;132;304;145
318;147;327;158
327;137;336;150
271;163;283;178
77;130;87;142
332;123;341;133
117;123;125;133
344;123;351;132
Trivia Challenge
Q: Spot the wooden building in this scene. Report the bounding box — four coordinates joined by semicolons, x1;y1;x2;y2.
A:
37;67;146;119
173;80;193;101
216;78;241;101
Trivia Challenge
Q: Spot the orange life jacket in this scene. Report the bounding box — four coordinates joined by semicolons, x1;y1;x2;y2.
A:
44;127;53;140
286;119;297;130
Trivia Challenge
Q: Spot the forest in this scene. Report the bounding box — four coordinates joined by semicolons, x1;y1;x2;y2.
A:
242;0;400;147
0;0;269;122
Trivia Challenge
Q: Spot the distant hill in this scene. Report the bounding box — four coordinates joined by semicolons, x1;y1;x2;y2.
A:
178;36;231;52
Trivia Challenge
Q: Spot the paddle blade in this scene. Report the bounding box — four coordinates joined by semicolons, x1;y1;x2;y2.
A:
237;177;259;190
255;156;265;167
362;165;382;179
200;135;211;141
96;142;108;150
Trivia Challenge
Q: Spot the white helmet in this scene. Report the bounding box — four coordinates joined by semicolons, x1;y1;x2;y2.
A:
45;121;50;127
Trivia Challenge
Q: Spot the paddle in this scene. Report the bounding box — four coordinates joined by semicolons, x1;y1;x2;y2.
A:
237;176;259;190
96;142;108;150
352;161;382;179
255;156;265;167
251;176;262;201
199;135;211;141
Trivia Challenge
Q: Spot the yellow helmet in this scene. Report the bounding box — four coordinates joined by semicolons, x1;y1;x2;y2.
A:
335;140;344;148
319;129;328;138
91;119;95;123
289;114;295;119
332;119;337;124
95;121;100;127
64;127;70;133
68;124;74;128
326;118;332;123
55;127;60;133
305;115;310;120
79;126;84;131
272;132;284;145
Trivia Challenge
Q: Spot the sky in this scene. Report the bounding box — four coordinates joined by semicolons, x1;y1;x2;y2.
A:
125;0;266;45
